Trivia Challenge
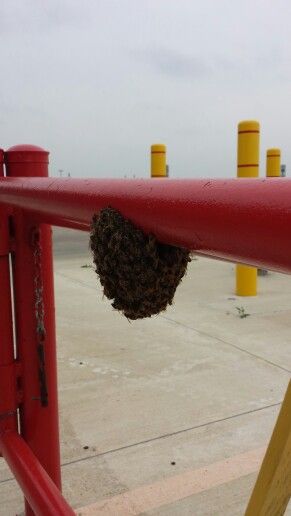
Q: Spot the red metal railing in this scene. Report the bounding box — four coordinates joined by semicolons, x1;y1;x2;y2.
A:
0;431;74;515
0;146;72;515
0;144;291;515
1;175;291;272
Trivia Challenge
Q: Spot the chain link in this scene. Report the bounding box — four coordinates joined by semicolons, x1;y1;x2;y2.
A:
32;229;48;406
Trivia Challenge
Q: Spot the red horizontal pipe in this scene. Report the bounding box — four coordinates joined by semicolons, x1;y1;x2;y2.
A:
0;431;74;516
0;177;291;273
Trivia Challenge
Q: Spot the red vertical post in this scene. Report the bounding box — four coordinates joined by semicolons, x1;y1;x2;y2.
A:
0;149;13;364
0;148;18;441
0;147;18;446
5;145;61;516
0;150;13;364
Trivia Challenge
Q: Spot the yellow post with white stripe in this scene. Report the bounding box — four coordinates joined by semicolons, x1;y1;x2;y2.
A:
236;120;260;296
151;144;166;177
266;148;281;177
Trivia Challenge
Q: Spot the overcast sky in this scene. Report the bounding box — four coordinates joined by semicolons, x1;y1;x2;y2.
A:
1;1;290;178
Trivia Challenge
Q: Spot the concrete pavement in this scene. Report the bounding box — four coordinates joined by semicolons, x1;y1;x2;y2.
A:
0;228;290;515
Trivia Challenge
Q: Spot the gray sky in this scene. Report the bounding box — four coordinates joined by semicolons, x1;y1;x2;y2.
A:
1;1;290;178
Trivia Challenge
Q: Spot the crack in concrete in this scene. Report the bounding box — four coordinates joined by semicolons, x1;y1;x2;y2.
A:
56;270;291;375
161;315;291;374
0;399;280;485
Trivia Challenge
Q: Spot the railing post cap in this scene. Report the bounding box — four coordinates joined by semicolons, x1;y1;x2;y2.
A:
5;144;49;164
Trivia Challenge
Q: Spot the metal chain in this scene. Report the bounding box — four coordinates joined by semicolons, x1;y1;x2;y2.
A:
32;229;48;406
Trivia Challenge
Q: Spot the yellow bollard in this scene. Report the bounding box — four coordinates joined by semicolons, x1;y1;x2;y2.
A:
245;380;291;515
151;144;166;177
236;264;257;296
236;121;260;296
266;148;281;177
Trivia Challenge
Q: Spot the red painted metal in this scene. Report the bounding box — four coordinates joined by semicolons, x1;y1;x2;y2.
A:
0;150;14;365
0;149;18;444
4;146;61;515
2;143;291;514
0;176;291;272
0;148;3;176
0;431;74;516
5;144;49;176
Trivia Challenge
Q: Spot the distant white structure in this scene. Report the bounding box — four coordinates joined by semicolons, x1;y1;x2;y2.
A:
281;164;286;177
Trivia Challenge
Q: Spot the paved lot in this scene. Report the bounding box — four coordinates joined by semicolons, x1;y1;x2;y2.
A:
0;228;290;515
